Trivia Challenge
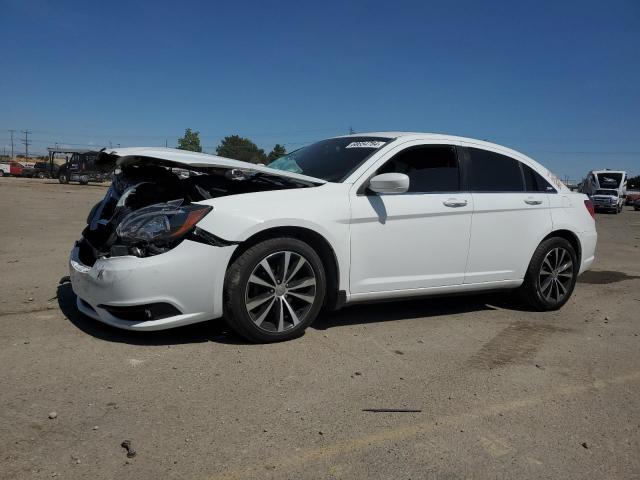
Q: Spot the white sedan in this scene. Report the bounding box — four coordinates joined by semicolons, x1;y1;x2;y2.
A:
70;133;597;342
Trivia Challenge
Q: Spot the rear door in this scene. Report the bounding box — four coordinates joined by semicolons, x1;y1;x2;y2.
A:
461;147;553;283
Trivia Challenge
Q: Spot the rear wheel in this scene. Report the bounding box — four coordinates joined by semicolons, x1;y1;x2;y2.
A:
224;237;326;343
518;237;578;311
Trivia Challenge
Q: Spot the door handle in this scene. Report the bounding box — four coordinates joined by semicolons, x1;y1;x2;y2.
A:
443;199;468;208
524;199;542;205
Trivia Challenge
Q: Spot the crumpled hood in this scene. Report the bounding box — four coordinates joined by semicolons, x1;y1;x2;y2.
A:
95;147;326;184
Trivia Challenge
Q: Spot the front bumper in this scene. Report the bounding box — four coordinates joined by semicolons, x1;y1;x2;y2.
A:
592;199;618;211
69;239;236;330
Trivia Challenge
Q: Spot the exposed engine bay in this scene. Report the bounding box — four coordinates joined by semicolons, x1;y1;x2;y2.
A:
78;162;314;265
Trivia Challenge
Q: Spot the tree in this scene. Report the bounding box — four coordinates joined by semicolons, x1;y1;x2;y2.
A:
216;135;266;164
177;128;202;152
266;144;286;163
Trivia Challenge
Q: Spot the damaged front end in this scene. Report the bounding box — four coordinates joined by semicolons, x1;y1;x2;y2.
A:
78;150;319;266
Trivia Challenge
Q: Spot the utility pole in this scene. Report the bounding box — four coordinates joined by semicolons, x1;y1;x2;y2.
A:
21;130;31;159
8;130;15;159
348;126;355;135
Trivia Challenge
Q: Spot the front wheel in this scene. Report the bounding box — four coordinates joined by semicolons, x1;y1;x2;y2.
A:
58;173;68;184
224;237;326;343
518;237;578;311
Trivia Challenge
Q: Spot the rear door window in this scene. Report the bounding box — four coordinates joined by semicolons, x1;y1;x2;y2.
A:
376;145;460;193
464;148;523;192
522;163;556;192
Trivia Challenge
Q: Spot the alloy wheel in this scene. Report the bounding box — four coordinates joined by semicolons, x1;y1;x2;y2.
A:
244;251;317;333
538;247;573;303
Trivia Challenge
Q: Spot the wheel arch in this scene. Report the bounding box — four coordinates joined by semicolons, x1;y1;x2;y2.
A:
227;226;343;311
542;229;582;264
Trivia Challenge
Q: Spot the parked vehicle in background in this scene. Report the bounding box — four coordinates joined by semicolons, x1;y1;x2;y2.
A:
70;133;597;343
20;162;37;177
581;169;627;198
31;161;60;179
9;162;24;176
56;150;109;184
591;188;624;213
625;191;640;205
634;198;640;211
0;163;10;176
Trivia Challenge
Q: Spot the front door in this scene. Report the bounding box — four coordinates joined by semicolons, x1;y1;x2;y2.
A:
349;144;473;294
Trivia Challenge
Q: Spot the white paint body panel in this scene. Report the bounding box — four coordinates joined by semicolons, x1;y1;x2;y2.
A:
105;146;327;185
349;193;472;292
70;133;597;331
70;240;237;330
548;192;598;274
464;192;552;283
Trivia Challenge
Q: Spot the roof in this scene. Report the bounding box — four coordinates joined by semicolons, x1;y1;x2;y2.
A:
337;131;568;191
337;130;537;163
339;131;518;152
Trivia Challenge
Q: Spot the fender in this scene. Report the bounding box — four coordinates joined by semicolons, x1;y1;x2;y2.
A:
195;184;352;292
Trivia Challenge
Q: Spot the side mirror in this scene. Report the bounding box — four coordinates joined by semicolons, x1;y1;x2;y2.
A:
369;173;409;194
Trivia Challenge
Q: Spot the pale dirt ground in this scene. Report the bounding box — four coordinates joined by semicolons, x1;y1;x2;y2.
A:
1;176;639;480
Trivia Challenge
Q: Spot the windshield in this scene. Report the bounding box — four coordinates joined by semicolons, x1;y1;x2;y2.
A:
596;172;623;188
268;136;392;182
595;189;618;196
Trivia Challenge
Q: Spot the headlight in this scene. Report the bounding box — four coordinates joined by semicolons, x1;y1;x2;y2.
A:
116;202;212;244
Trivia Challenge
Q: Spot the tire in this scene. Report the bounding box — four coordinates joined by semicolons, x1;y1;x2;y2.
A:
518;237;578;311
224;237;326;343
58;173;68;184
37;172;45;179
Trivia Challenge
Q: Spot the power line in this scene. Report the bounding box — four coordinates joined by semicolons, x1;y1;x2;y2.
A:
0;126;344;140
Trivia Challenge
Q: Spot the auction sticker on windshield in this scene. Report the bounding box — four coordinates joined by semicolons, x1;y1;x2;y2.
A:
345;141;386;149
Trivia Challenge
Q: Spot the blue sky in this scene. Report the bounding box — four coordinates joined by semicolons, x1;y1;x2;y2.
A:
1;0;638;179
